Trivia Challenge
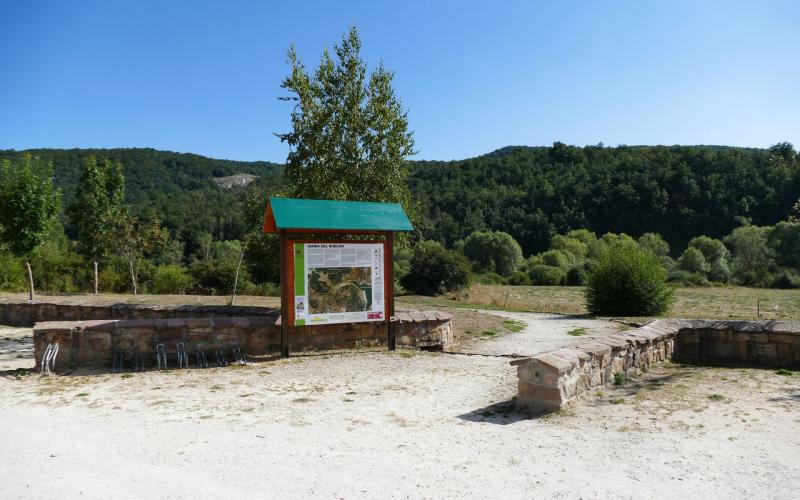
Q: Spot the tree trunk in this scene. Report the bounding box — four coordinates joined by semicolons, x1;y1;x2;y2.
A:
128;258;138;295
25;261;34;301
94;261;99;295
229;249;246;306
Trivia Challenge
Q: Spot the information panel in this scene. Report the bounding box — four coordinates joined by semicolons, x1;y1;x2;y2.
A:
293;242;385;326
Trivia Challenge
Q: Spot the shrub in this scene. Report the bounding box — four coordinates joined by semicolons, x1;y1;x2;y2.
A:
528;265;565;285
585;243;673;316
540;249;572;269
152;264;194;294
638;233;670;258
770;270;800;289
566;265;588;286
668;269;709;287
508;271;531;286
190;258;252;295
241;281;280;296
551;235;588;259
400;241;471;296
472;272;508;285
462;230;523;276
677;247;710;275
0;252;26;291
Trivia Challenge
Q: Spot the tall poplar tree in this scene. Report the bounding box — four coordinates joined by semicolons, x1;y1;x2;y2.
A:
277;27;416;215
68;156;127;293
0;154;61;300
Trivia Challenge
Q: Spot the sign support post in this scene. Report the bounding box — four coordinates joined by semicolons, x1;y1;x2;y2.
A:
386;232;396;351
279;229;289;358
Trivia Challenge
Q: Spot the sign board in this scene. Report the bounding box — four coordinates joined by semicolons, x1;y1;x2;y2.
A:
291;242;386;326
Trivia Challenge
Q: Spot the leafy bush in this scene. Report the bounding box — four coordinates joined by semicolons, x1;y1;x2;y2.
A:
585;243;673;316
540;249;572;269
472;272;508;285
551;234;588;259
152;265;194;294
677;247;709;275
566;265;588;286
638;232;670;258
462;230;523;276
508;271;531;286
528;265;565;285
241;281;280;296
400;241;471;296
0;252;26;291
668;269;710;287
770;270;800;289
190;258;251;295
98;258;130;293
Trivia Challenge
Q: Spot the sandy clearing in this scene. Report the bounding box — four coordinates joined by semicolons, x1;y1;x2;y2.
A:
456;310;621;357
1;346;799;499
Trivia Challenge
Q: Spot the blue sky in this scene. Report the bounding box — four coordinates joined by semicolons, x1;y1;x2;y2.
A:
1;0;798;162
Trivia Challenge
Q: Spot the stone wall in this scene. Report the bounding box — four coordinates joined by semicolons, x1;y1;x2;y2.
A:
33;310;453;371
673;320;800;369
0;297;276;327
512;319;800;413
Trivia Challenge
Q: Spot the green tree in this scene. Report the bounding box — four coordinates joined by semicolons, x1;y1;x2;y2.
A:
638;233;670;258
0;155;61;300
400;241;470;296
67;155;127;293
767;221;800;270
277;27;416;214
462;230;523;276
677;247;709;275
688;235;730;282
585;243;673;316
724;225;775;286
109;214;168;295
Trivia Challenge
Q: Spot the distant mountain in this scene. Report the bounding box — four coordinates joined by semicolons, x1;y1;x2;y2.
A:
0;148;282;207
1;143;797;256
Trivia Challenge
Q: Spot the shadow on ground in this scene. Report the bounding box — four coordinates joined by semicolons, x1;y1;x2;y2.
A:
457;397;544;425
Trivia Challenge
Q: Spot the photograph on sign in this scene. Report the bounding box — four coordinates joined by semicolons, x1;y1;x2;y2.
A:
293;243;385;326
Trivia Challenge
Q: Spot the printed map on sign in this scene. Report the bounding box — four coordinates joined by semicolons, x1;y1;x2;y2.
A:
293;243;385;326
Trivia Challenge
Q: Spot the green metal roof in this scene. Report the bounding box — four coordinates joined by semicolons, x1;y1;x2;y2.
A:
264;197;414;233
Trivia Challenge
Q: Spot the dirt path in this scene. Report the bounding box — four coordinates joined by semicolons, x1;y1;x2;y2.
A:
1;351;798;499
456;310;621;357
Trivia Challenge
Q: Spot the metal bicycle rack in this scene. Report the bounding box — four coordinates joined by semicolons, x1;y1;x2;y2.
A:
40;343;59;375
112;351;125;373
132;352;145;372
232;346;245;364
156;343;168;370
214;349;228;367
194;350;208;368
176;342;188;368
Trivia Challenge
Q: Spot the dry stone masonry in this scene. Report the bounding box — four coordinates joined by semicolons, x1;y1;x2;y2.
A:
511;319;800;413
33;310;453;370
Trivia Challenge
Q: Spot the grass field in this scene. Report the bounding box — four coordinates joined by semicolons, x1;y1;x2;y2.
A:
399;284;800;321
2;283;798;322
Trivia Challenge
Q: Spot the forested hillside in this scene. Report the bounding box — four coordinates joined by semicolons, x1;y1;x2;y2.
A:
411;142;800;255
0;148;285;256
1;142;797;258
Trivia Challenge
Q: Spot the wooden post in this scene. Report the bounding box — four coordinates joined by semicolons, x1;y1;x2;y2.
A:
25;261;34;302
279;230;289;358
93;261;99;295
386;232;395;351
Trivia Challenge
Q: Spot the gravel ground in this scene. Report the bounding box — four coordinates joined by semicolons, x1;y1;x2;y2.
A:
1;318;799;499
456;310;621;357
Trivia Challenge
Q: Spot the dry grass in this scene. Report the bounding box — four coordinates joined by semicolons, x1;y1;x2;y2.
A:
400;284;800;320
